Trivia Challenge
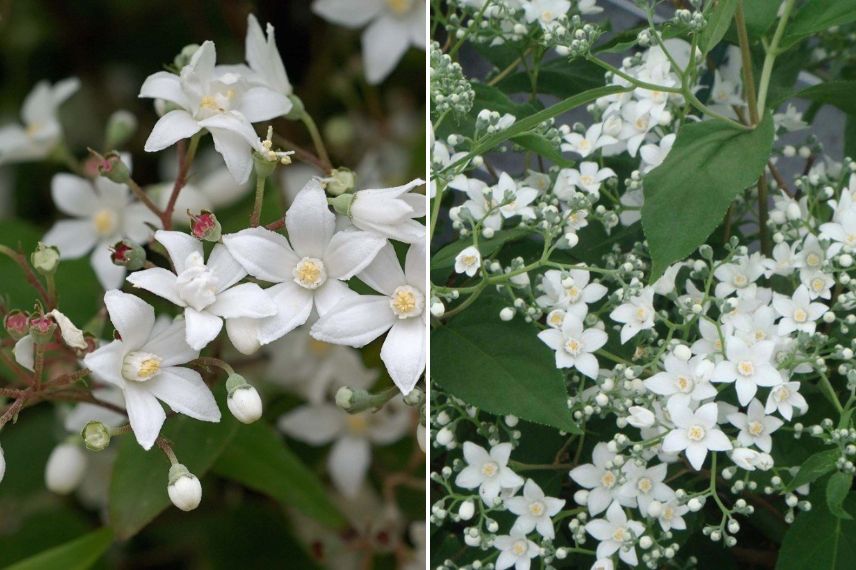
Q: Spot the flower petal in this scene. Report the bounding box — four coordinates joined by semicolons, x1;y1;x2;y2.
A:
312;0;384;28
324;230;387;280
138;71;189;109
127;267;183;306
362;14;410;84
381;317;426;395
13;335;35;372
42;220;98;259
208;283;276;319
140;318;198;366
236;86;291;122
104;290;155;350
328;436;371;497
310;295;395;347
124;383;167;450
286;180;335;258
206;125;254;184
183;308;223;350
314;279;358;316
50;174;98;217
143;110;201;153
207;243;247;292
257;282;314;344
357;242;406;296
148;366;221;422
278;403;344;444
225;317;261;355
155;230;203;273
222;227;297;283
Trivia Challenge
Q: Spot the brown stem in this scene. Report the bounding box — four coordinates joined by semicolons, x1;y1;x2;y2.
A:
162;137;199;229
265;218;285;231
127;178;165;219
156;437;178;464
768;161;793;196
0;394;28;429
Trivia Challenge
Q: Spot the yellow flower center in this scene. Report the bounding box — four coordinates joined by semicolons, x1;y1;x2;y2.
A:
307;338;332;356
806;253;821;268
601;471;617;489
748;420;764;436
662;506;674;520
737;360;755;376
733;273;748;287
776;387;791;402
810;278;825;293
565;286;581;301
481;461;498;478
386;0;413;15
687;425;705;441
390;285;423;318
676;375;692;393
92;208;118;236
345;414;369;436
580;175;594;186
529;501;545;517
293;257;326;289
637;477;653;494
25;122;42;137
793;308;808;323
635;306;649;321
564;338;582;356
122;351;163;383
512;540;528;556
612;527;627;542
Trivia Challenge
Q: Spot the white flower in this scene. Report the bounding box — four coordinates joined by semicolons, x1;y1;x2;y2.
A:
714;253;766;297
537;313;606;379
729;447;761;470
310;242;426;395
493;531;540;570
772;285;827;335
83;291;221;450
585;501;645;566
347;179;426;243
620;462;674;519
222;181;386;345
661;400;732;470
774;104;807;132
569;442;628;515
243;14;292;95
727;399;783;453
638;133;675;173
711;336;783;405
610;288;655;344
42;171;160;289
562;123;616;158
654;498;688;532
523;0;571;30
128;230;276;351
644;354;717;405
505;479;565;539
765;381;808;420
45;443;88;495
455;442;524;504
0;78;79;164
279;399;411;497
459;172;538;230
139;41;291;182
626;406;656;429
561;161;616;195
535;269;607;317
455;246;482;277
312;0;425;84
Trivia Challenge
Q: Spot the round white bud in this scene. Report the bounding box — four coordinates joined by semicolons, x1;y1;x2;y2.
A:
673;344;692;361
45;443;88;495
227;385;263;424
168;464;202;512
459;500;475;521
500;307;515;321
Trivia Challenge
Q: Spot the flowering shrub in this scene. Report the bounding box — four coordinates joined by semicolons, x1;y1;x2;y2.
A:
430;1;856;569
0;3;425;567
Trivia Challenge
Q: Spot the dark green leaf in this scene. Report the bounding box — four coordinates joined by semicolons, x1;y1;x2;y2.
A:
212;422;347;529
496;59;605;98
742;0;783;37
782;0;856;50
6;528;113;570
826;472;854;520
641;114;775;279
786;448;840;492
700;0;738;54
109;406;241;540
432;295;579;432
513;133;574;167
777;495;856;570
793;81;856;116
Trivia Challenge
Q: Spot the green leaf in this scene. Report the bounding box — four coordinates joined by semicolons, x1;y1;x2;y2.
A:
826;472;854;520
6;528;113;570
781;0;856;50
700;0;738;54
786;448;840;492
430;228;530;283
109;407;240;540
641;114;774;280
431;295;579;433
793;81;856;116
513;133;574;167
496;59;605;98
777;495;856;570
212;422;347;529
742;0;781;37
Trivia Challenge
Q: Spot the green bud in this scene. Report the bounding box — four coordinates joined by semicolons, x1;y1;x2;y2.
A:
189;211;222;242
28;314;56;343
31;242;60;275
323;115;355;149
173;44;200;70
335;386;354;410
285;94;305;120
325;168;355;196
105;110;138;149
110;240;146;270
698;244;713;260
402;387;424;407
334;385;397;414
253;153;277;180
82;421;111;452
329;193;354;216
97;152;131;184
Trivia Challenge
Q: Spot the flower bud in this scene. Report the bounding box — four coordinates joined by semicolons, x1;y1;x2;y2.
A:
111;240;146;271
189;210;222;242
673;344;692;361
31;242;60;276
4;311;30;340
96;152;131;184
173;44;200;69
105;110;138;149
458;500;475;520
45;443;87;495
48;309;87;350
416;423;426;452
82;421;112;452
227;384;263;424
329;193;354;216
168;463;202;511
626;406;655;428
28;314;56;343
325;168;355;196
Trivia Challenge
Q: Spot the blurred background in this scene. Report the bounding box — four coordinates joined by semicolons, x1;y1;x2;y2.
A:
0;1;426;568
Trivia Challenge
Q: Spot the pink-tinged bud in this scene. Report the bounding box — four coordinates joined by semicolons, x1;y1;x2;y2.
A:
88;148;130;184
4;311;30;340
189;210;221;242
110;240;146;271
28;314;56;343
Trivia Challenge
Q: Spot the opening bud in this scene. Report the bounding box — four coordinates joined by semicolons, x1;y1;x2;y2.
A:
335;385;397;414
324;168;355;196
45;443;87;495
226;374;263;424
28;314;56;343
4;310;30;340
329;193;354;216
93;151;131;184
402;387;424;407
105;110;138;149
189;210;222;242
31;242;60;275
111;240;146;270
167;463;202;512
82;421;112;452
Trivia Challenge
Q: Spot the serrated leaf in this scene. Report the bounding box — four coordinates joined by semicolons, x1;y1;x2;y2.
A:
212;422;347;529
826;472;854;520
6;528;113;570
781;0;856;50
700;0;738;54
777;495;856;570
786;448;840;492
641;114;774;280
109;405;240;540
431;295;579;433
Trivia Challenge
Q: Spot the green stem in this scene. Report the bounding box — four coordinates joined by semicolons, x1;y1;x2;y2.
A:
250;175;266;227
756;0;797;117
819;372;844;414
300;112;331;170
734;1;760;125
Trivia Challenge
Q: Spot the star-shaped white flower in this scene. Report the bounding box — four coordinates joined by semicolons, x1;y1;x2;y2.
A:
711;336;783;405
537;313;606;379
523;0;571;30
505;479;565;539
609;288;655;344
83;291;220;450
0;78;79;165
42;170;161;289
569;442;629;516
222;180;386;345
585;501;645;566
727;399;783;453
560;162;616;195
536;269;607;317
139;41;291;182
772;285;827;335
455;442;524;504
242;14;292;96
644;354;717;405
618;462;673;516
661;400;732;470
310;242;426;395
493;531;540;570
562;123;616;158
455;246;481;277
765;381;807;420
127;230;276;351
